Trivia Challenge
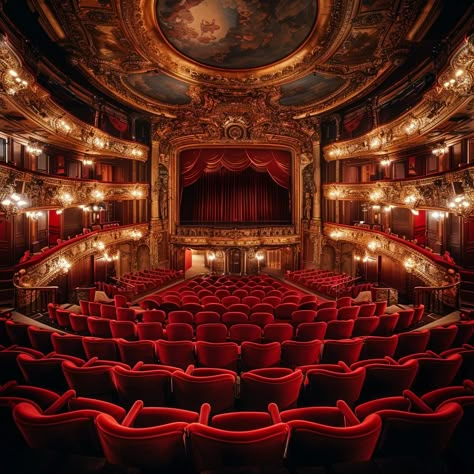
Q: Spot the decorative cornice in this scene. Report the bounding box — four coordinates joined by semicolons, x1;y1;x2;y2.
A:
324;222;447;286
18;224;149;287
0;165;149;212
323;166;474;214
171;225;299;248
324;35;474;161
0;36;148;161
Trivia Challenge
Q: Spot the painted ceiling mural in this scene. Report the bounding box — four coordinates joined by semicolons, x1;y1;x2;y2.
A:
156;0;318;69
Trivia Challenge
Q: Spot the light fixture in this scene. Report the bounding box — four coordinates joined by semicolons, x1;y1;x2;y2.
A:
82;158;94;166
404;257;416;272
0;190;28;218
4;69;28;95
94;241;106;251
92;136;106;150
56;119;72;134
26;211;43;220
131;148;144;158
404;194;419;208
26;142;43;157
328;188;343;199
441;68;472;95
130;230;142;240
369;190;384;202
403;116;420;135
380;158;391;167
57;192;74;208
383;205;393;213
447;194;472;217
367;240;380;252
431;211;447;221
330;229;345;241
131;189;143;199
256;253;264;261
57;257;72;274
411;209;420;215
432;142;448;157
91;189;104;201
327;147;342;159
103;251;119;262
208;252;216;261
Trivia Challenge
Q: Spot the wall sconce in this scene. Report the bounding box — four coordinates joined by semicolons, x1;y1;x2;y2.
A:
92;136;106;150
383;205;393;213
431;211;447;221
57;192;74;208
56;119;72;134
26;211;43;220
403;116;420;135
26;142;43;157
82;158;94;166
103;251;119;262
131;189;143;199
441;68;472;96
403;194;419;208
367;240;380;252
91;189;104;201
432;143;448;157
130;230;143;240
369;190;384;202
330;229;345;240
380;158;391;167
447;194;472;216
0;191;28;218
404;257;416;272
4;69;28;95
94;241;106;251
327;147;343;159
57;257;71;274
131;148;144;158
328;188;343;200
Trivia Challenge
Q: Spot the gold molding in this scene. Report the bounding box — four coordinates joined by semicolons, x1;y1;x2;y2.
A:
0;37;148;161
324;223;446;286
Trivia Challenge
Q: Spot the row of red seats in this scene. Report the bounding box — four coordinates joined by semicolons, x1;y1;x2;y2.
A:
4;379;472;472
1;337;472;410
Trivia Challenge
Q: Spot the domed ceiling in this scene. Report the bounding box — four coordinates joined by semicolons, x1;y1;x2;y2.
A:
31;0;439;118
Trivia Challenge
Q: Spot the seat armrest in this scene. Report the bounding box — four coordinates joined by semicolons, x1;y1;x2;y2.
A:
337;400;360;427
198;403;211;425
268;402;282;424
122;400;144;427
44;389;76;414
403;389;433;413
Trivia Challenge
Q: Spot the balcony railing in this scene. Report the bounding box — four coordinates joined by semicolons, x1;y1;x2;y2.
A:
14;283;58;317
414;281;461;314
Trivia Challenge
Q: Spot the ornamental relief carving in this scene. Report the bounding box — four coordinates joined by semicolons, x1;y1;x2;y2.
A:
324;223;446;286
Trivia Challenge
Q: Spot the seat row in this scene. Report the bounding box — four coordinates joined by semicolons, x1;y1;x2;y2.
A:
4;380;473;472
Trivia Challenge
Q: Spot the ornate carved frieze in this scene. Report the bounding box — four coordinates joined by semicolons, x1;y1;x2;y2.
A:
324;223;446;286
324;35;474;161
0;165;149;212
0;37;148;161
323;167;474;213
172;225;299;248
19;224;149;287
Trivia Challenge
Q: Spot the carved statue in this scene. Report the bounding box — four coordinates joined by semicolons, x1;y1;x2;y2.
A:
159;174;168;220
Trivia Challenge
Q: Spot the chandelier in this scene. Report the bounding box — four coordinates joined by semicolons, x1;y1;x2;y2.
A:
432;142;448;157
3;69;28;95
26;211;43;221
0;174;28;219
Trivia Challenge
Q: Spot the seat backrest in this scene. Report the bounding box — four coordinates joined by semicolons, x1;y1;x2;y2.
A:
155;340;195;370
321;338;364;365
427;325;459;353
142;309;166;323
87;316;112;338
240;341;281;371
194;311;221;325
352;317;379;337
295;322;327;341
165;323;194;341
281;340;322;368
51;333;87;359
82;336;119;361
221;311;248;327
395;330;430;358
360;335;399;360
262;323;293;343
315;307;338;322
228;324;262;344
168;310;194;325
117;339;156;366
196;341;239;371
110;320;137;341
136;322;164;341
325;320;355;340
337;306;361;320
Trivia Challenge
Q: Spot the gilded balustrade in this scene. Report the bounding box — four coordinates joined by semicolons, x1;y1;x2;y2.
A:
0;37;148;161
324;35;474;161
0;165;148;212
323;166;474;213
16;224;149;287
324;223;447;287
172;225;299;248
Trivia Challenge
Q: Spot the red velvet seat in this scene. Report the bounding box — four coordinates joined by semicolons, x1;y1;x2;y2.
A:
203;302;227;315
136;322;164;341
373;312;399;336
240;341;281;371
315;307;338;322
295;321;327;341
249;311;274;327
227;303;251;315
242;295;260;308
233;289;248;299
88;301;102;317
427;324;458;353
274;302;298;321
165;322;194;341
317;301;337;310
13;391;118;456
374;300;388;316
291;309;316;325
395;309;415;331
141;309;166;323
181;302;203;315
412;304;425;325
357;303;377;318
194;311;220;325
110;320;137;341
97;400;200;471
221;311;248;327
168;310;194;325
337;305;361;320
356;359;419;402
201;295;220;305
222;295;240;307
452;321;474;347
250;303;274;314
68;312;90;334
281;401;382;467
6;321;31;346
325;319;354;339
240;367;303;410
79;300;90;316
187;403;289;473
172;365;236;414
395;329;430;358
155;340;195;370
116;307;137;323
352;316;379;337
51;333;86;359
99;304;117;320
303;363;366;407
0;346;43;384
87;316;112;338
62;358;121;402
321;338;364;365
27;326;56;354
114;294;131;308
82;336;119;361
228;323;262;343
196;341;239;371
195;322;227;342
281;340;322;368
117;339;156;365
360;335;399;360
113;363;177;408
262;322;293;343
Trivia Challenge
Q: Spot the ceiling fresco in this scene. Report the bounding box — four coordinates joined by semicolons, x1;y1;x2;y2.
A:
26;0;440;119
156;0;318;69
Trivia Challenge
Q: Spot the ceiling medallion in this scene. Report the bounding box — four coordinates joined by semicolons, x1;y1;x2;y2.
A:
156;0;318;70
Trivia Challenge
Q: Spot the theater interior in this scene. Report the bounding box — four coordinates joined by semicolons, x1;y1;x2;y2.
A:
0;1;473;473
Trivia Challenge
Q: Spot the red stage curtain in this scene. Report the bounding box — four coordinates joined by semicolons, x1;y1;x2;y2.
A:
180;148;291;189
180;167;291;224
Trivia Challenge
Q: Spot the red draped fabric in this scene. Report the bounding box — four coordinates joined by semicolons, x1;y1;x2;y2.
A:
180;148;291;189
180;148;291;224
